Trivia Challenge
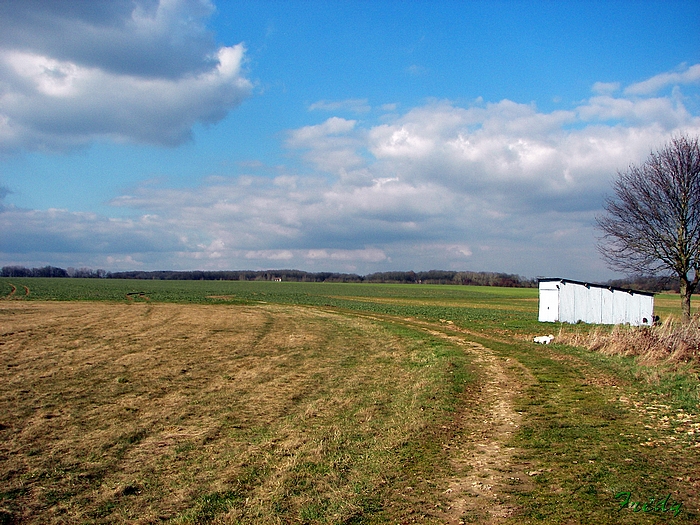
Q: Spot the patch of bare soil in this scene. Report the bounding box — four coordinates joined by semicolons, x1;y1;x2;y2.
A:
124;291;149;301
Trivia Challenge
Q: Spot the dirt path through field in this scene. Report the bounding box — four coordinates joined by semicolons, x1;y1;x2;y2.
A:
414;327;532;524
359;315;536;524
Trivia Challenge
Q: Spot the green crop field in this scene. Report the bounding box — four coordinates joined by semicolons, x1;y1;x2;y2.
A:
0;277;542;331
1;278;698;524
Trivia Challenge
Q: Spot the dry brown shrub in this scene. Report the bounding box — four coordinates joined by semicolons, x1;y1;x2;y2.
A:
557;316;700;366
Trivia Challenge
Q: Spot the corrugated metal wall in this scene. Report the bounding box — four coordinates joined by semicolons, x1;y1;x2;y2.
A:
538;280;654;326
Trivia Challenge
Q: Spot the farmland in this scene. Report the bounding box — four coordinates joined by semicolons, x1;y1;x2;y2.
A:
1;278;699;524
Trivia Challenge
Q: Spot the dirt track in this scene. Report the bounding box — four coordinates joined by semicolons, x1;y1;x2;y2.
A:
412;327;535;524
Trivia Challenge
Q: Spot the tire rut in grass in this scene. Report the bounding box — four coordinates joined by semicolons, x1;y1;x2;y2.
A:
1;283;27;300
5;283;16;299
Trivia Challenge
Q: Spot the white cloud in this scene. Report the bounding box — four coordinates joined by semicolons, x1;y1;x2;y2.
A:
286;117;364;174
287;117;357;144
304;248;387;263
0;0;252;151
592;82;620;95
370;124;436;159
625;63;700;95
0;0;218;78
2;64;699;279
577;95;690;128
0;204;186;257
245;250;295;261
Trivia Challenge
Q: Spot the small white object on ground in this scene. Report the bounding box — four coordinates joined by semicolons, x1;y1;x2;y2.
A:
533;335;554;344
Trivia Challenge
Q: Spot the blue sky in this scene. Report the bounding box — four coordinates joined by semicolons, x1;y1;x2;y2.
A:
1;0;699;280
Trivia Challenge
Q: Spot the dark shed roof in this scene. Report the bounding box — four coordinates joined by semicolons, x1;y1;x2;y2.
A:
538;278;655;297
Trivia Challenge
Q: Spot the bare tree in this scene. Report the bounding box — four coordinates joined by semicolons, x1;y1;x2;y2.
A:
597;135;700;321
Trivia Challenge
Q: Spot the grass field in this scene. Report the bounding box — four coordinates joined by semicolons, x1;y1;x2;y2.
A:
1;278;698;524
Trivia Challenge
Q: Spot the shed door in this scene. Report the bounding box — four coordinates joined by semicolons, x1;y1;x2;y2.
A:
538;289;559;322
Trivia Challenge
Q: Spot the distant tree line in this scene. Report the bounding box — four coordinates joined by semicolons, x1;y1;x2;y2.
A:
364;270;536;287
108;269;365;282
3;265;684;292
1;265;537;287
604;275;680;293
1;266;109;278
1;265;70;278
108;269;537;286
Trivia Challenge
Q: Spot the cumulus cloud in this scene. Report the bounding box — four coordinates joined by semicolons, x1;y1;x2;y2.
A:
624;63;700;96
0;0;252;151
0;0;218;78
2;64;699;278
287;117;357;144
592;82;620;95
286;117;366;174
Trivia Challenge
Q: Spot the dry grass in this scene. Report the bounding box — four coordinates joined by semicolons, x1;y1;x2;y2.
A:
556;316;700;366
0;302;464;524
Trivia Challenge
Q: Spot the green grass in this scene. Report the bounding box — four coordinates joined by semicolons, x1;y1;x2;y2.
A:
1;278;698;523
0;277;541;331
498;336;699;524
0;275;533;303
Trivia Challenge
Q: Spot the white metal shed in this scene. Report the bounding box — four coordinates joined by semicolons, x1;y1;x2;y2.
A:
538;278;654;326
